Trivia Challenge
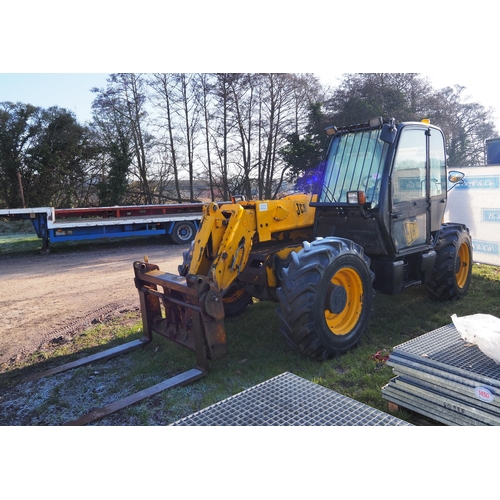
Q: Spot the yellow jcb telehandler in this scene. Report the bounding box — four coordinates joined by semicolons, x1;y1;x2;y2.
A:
29;117;471;424
133;117;472;367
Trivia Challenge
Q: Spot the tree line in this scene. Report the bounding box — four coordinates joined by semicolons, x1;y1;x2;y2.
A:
1;73;497;209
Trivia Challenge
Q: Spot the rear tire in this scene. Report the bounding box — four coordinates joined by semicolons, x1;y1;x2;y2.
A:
425;223;473;300
276;237;374;360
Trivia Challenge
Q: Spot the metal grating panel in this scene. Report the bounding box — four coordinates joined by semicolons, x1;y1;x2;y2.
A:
390;324;500;386
390;367;500;413
383;376;500;425
383;323;500;425
172;372;411;426
382;383;476;426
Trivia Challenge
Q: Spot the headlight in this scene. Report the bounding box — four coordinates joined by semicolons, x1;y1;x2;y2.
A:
347;191;367;204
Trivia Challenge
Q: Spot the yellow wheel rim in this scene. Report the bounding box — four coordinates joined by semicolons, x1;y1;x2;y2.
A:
456;241;470;289
324;267;363;336
223;286;245;305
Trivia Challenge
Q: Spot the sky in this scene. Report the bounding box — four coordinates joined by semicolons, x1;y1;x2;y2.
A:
0;73;109;123
2;72;500;133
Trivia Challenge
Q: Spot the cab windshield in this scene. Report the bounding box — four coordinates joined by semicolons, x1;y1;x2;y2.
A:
318;128;389;207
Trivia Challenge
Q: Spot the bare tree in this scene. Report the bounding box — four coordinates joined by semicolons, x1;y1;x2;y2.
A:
195;73;216;201
427;85;497;166
148;73;183;202
211;73;237;200
92;74;155;204
90;86;133;206
258;73;299;199
176;73;200;202
227;73;257;199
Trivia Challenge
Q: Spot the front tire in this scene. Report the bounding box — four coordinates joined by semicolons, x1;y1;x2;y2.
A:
276;237;374;360
425;223;473;300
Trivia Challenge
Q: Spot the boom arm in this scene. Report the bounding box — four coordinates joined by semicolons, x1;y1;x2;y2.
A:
183;194;316;296
185;202;258;295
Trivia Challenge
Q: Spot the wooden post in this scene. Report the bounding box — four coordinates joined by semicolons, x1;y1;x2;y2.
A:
17;172;26;208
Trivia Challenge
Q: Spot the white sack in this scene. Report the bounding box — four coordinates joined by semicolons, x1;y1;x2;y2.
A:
451;313;500;364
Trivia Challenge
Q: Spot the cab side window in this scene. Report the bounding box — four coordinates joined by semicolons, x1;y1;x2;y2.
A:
429;130;446;197
392;129;427;204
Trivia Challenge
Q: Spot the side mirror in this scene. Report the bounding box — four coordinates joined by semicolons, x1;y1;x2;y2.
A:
380;122;397;144
448;171;464;183
447;170;465;191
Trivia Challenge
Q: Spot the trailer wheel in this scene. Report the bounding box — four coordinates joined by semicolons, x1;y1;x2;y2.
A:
425;223;472;300
276;237;374;360
170;221;196;245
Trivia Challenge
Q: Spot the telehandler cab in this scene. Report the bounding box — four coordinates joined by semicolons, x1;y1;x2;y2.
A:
134;117;472;365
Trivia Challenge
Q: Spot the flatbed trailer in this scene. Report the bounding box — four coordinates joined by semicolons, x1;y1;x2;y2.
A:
0;203;205;251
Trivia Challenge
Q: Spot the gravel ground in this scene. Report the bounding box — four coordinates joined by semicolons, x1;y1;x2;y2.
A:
0;239;185;367
0;239;188;425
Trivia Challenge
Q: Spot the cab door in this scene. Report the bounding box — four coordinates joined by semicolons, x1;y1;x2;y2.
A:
390;126;430;254
428;128;448;232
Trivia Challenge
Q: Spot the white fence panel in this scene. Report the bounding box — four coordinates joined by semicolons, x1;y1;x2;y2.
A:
445;166;500;267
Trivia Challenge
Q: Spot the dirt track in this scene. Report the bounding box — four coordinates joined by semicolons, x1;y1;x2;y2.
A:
0;240;187;369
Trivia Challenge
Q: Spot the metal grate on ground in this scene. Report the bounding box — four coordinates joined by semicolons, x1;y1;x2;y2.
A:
382;382;478;426
171;372;411;426
389;324;500;386
388;355;500;412
389;368;500;415
382;376;500;425
383;323;500;425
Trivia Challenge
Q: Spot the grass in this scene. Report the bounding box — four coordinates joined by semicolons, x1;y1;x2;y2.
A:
0;233;41;255
1;261;499;425
0;220;40;255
